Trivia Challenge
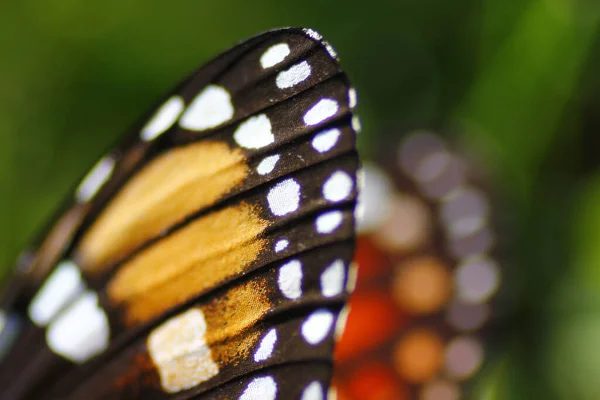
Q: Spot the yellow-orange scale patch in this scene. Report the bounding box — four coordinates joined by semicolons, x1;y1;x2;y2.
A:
138;277;272;393
107;201;269;326
77;141;249;274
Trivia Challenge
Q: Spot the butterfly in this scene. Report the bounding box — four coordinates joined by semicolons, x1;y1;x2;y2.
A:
333;130;504;400
0;27;360;399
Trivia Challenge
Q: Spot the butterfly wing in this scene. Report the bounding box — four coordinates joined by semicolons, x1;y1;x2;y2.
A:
333;130;505;399
0;27;360;400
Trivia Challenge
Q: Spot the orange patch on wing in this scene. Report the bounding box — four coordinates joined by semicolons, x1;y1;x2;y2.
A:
107;202;269;326
78;141;248;274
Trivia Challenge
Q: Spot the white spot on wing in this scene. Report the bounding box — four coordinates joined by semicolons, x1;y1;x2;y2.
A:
0;311;5;334
274;239;289;253
140;95;184;141
276;61;311;89
278;259;303;300
148;308;219;393
323;171;353;202
348;88;358;109
302;381;324;400
240;376;277;400
303;28;323;41
334;305;350;340
257;154;280;175
234;114;274;149
75;156;115;202
179;85;234;131
320;259;345;298
312;128;341;153
303;99;339;126
46;291;109;364
260;43;290;69
253;328;277;362
316;210;343;234
351;115;362;133
323;41;338;59
267;178;301;216
28;260;85;327
301;309;334;345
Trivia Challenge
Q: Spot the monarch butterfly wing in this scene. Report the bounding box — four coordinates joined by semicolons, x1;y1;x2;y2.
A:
333;130;505;399
0;27;360;400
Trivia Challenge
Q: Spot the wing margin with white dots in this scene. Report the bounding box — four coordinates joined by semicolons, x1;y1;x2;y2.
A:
0;27;359;400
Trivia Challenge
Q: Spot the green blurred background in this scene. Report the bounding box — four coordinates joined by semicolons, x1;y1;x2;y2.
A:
2;0;600;398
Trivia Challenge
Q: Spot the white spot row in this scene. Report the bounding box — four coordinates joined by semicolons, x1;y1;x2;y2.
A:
30;260;111;365
239;376;324;400
267;171;352;217
28;260;85;327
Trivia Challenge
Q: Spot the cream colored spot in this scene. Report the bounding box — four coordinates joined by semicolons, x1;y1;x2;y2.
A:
140;95;184;141
179;85;234;131
148;308;219;393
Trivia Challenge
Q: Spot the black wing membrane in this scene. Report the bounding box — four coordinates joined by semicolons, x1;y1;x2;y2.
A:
0;27;360;400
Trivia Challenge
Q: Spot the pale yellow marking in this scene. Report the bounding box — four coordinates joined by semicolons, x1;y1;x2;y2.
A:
147;279;271;393
78;141;248;274
107;202;269;326
148;308;219;393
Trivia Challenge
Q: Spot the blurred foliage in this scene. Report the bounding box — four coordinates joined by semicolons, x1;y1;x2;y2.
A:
2;0;600;398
